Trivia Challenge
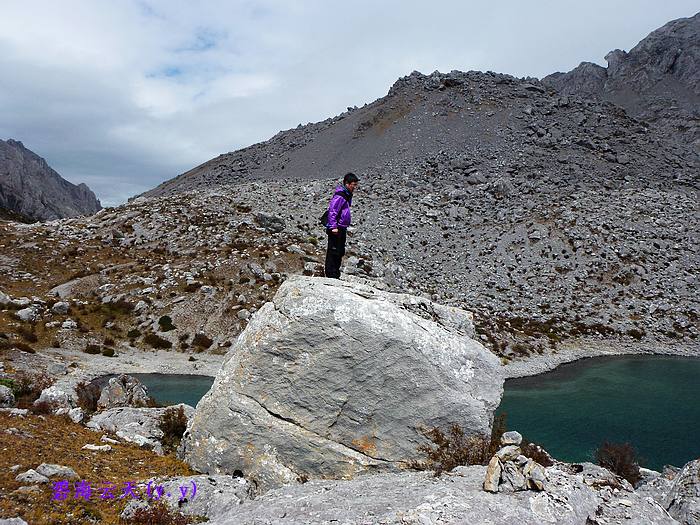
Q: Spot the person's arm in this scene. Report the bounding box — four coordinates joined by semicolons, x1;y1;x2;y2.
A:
326;195;344;231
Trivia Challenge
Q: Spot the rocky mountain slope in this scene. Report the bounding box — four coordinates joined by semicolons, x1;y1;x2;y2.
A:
0;139;101;221
543;12;699;149
0;14;697;370
139;72;697;353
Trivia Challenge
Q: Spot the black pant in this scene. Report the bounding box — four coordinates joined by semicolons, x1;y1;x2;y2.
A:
324;228;347;279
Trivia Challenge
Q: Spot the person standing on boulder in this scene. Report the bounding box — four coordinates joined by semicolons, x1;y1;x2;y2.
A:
323;173;359;279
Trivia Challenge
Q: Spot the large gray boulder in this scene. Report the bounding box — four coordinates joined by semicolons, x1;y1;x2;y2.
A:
665;459;700;525
207;464;676;525
181;276;503;492
87;404;194;455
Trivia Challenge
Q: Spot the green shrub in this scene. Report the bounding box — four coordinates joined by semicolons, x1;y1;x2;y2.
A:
158;315;176;332
192;333;213;350
101;346;115;357
144;333;172;349
84;344;101;354
127;328;141;339
594;440;642;486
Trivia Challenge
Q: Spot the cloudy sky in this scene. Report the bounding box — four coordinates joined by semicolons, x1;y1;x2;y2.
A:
0;1;697;205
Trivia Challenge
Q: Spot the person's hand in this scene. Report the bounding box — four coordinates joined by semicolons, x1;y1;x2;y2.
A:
331;228;339;234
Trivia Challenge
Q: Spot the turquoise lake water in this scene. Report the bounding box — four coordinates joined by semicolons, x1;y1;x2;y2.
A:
496;355;700;471
129;373;214;408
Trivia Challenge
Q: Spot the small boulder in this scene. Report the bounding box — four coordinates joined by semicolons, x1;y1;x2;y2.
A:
51;301;70;315
500;461;528;492
68;407;84;423
87;404;194;455
15;307;38;322
500;431;522;446
495;445;521;462
36;463;79;480
0;517;29;525
35;385;72;410
15;469;50;484
523;459;547;491
82;444;112;452
97;374;151;409
254;212;285;233
0;385;15;408
483;455;502;493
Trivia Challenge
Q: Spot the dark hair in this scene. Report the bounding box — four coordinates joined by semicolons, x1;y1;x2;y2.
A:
343;172;359;185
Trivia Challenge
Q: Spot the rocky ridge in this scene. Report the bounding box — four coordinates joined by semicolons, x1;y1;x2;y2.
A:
543;12;700;149
0;139;101;221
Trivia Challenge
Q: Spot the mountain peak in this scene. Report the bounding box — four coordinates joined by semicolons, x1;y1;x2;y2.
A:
0;139;102;221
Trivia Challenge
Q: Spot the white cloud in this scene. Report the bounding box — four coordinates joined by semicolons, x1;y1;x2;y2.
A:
0;0;697;206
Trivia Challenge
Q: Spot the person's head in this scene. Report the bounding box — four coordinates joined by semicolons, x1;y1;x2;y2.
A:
343;172;359;192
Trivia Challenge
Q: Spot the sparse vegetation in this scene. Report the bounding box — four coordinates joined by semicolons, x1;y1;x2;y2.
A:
157;315;175;332
75;380;102;413
520;438;554;467
11;341;35;353
10;370;54;406
0;411;196;524
191;333;213;350
125;500;199;525
17;325;38;342
409;415;506;476
84;343;101;354
594;440;642;486
144;333;172;349
159;405;188;454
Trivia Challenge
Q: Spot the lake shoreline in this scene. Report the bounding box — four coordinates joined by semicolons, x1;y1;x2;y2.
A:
502;337;700;379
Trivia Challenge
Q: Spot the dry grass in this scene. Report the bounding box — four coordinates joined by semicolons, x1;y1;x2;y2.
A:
409;414;507;476
0;412;196;524
595;440;642;486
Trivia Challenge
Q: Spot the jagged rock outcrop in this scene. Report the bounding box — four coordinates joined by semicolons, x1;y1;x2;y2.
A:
96;373;151;409
87;403;194;455
206;464;676;525
664;459;700;525
181;276;503;492
544;12;700;148
0;138;101;221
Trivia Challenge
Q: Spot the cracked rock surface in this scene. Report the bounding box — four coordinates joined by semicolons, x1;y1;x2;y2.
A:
206;464;676;525
180;276;503;492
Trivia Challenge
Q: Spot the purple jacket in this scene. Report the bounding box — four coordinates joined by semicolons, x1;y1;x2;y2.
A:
326;184;352;229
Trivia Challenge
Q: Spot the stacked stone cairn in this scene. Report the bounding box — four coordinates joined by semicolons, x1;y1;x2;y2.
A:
483;430;547;493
